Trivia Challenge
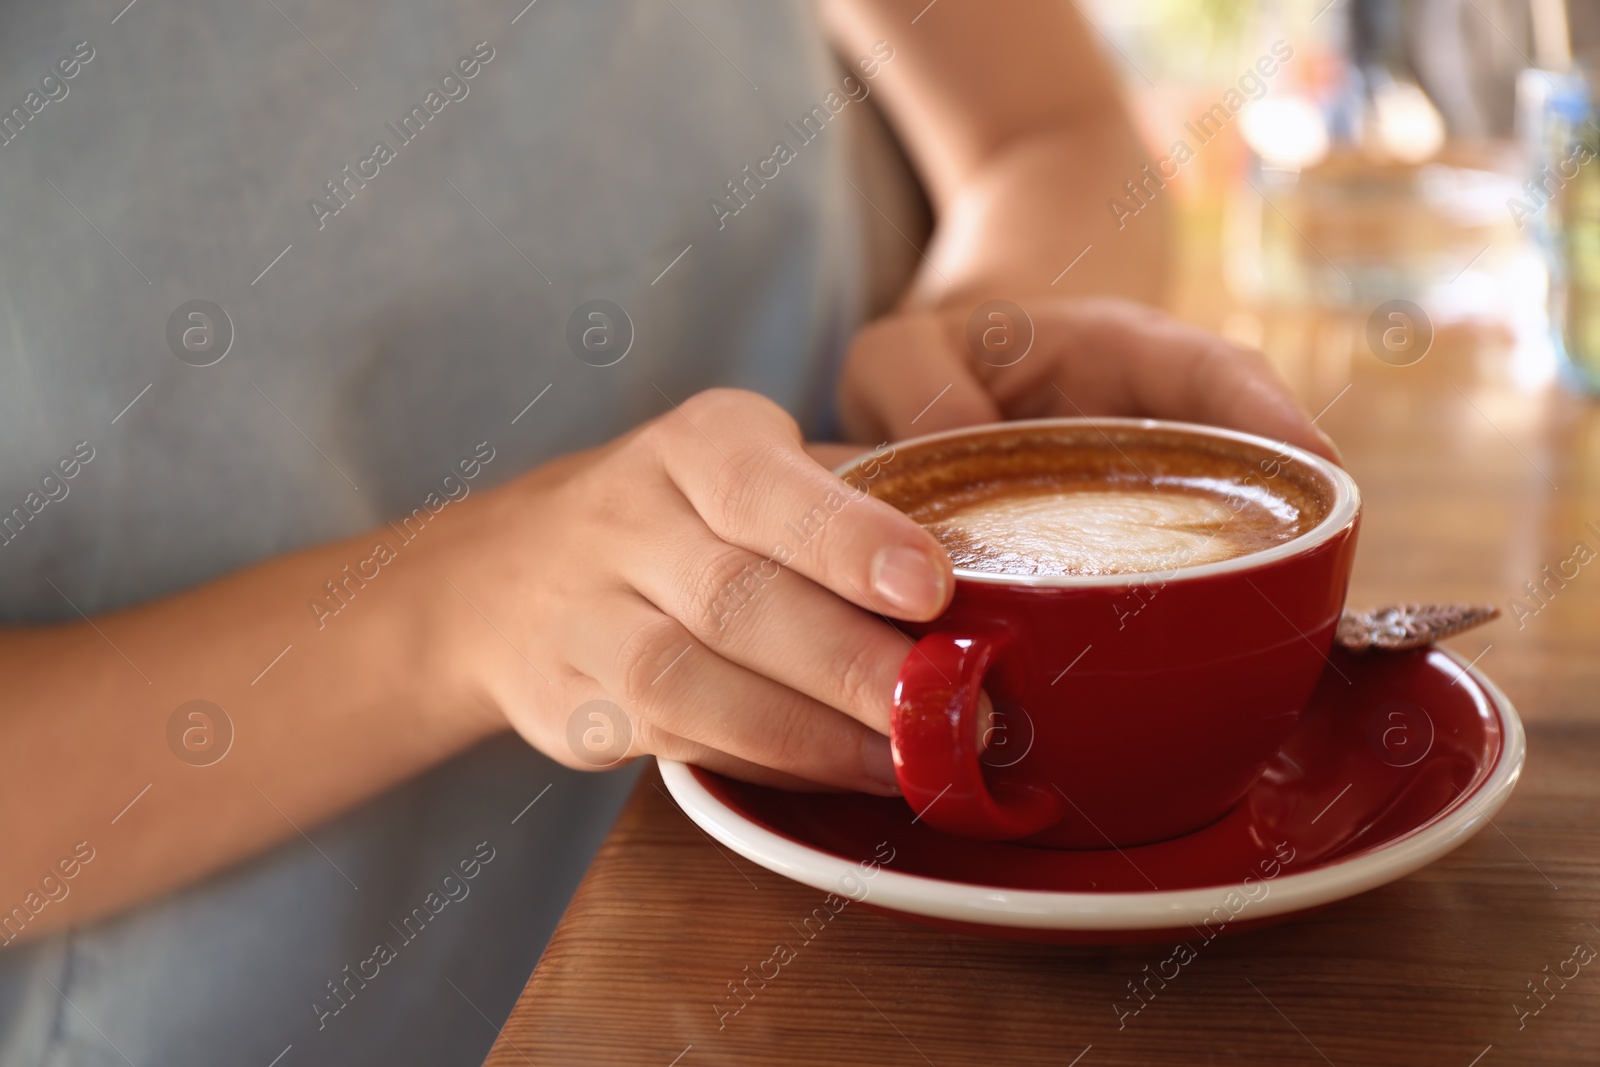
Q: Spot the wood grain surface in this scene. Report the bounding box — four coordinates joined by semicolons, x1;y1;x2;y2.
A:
486;176;1600;1067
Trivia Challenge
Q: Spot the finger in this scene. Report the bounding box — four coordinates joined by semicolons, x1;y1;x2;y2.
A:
563;592;900;795
651;388;952;621
838;313;1001;443
617;502;910;734
1196;347;1342;463
1041;302;1339;463
803;441;867;470
1130;325;1338;463
537;677;844;791
645;728;864;793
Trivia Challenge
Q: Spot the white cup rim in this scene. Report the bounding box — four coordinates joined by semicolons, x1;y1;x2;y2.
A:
834;416;1361;590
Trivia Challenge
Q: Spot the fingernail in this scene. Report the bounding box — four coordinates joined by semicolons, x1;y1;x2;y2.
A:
871;546;946;617
862;733;900;795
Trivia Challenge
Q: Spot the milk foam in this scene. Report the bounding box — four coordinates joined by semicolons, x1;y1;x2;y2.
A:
931;488;1258;576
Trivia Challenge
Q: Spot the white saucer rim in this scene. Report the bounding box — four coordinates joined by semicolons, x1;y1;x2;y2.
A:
658;648;1525;931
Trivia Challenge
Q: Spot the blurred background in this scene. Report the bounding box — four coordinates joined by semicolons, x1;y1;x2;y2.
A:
1085;0;1600;393
1070;0;1599;716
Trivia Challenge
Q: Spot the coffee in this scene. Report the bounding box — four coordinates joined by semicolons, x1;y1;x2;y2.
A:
860;425;1329;578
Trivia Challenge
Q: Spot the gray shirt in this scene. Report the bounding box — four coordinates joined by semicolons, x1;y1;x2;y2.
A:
0;1;868;1063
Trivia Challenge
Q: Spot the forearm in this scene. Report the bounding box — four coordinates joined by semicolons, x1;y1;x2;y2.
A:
904;123;1171;310
823;0;1172;309
0;491;503;940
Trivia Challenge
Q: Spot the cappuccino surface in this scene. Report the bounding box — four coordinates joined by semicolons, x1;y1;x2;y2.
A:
858;429;1329;578
927;478;1303;577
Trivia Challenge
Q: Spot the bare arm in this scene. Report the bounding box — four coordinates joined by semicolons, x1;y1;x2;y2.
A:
0;485;502;940
823;0;1336;461
821;0;1171;308
2;396;953;941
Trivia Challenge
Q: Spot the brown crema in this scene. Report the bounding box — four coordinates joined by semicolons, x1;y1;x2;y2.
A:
852;424;1333;577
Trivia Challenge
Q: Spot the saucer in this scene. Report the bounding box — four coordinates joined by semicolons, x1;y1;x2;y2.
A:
660;647;1525;943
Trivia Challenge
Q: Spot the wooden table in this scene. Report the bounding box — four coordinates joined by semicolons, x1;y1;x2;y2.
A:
486;185;1600;1066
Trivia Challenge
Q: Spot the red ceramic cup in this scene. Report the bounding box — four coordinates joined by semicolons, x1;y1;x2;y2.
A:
840;418;1361;848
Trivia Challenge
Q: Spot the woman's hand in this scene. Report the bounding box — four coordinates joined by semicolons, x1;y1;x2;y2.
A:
430;388;953;794
838;296;1339;462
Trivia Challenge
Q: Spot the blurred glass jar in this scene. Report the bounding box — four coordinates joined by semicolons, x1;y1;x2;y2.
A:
1221;0;1531;319
1225;143;1525;311
1518;66;1600;393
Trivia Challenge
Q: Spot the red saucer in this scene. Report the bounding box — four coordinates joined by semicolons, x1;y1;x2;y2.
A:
660;647;1524;943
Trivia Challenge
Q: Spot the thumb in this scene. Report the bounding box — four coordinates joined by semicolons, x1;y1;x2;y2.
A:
838;312;1001;444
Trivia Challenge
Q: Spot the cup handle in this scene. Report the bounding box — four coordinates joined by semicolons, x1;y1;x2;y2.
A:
891;631;1066;840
